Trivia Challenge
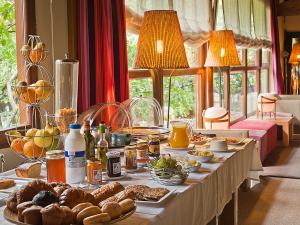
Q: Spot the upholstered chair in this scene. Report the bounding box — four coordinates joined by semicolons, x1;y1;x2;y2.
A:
202;107;230;129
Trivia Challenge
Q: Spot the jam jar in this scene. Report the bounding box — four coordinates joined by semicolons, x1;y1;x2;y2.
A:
148;135;160;157
136;140;149;166
106;151;121;177
124;145;137;170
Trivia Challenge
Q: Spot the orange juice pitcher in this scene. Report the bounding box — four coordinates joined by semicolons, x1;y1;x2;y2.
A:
169;121;191;148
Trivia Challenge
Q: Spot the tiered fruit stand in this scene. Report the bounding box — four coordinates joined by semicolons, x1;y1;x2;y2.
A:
5;35;62;161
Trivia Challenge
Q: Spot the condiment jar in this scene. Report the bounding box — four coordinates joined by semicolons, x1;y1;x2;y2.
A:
124;145;137;170
148;135;160;157
87;159;102;185
46;150;66;183
106;151;121;177
136;141;149;167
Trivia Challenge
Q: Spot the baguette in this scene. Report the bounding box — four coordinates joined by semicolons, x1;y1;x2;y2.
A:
77;206;102;224
0;179;15;189
83;213;111;225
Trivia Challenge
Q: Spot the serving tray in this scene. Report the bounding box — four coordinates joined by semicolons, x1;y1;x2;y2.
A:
4;206;136;225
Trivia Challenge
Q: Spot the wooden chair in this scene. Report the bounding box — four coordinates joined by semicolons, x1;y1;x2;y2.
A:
202;107;230;129
256;95;277;120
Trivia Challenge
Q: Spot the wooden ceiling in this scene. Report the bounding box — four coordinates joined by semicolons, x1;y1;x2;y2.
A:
277;0;300;16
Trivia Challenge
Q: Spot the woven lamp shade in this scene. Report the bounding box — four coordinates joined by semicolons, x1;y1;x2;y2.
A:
133;10;189;69
289;43;300;64
204;30;240;67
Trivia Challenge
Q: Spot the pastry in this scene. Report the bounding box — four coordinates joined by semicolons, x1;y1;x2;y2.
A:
72;202;94;216
0;179;15;189
16;180;55;205
101;202;122;219
99;189;135;207
83;213;111;225
22;205;43;225
60;205;76;225
76;206;102;224
119;199;135;214
50;182;71;196
41;203;66;225
6;191;18;213
15;162;41;178
16;201;33;222
32;190;59;207
59;188;96;208
91;181;124;204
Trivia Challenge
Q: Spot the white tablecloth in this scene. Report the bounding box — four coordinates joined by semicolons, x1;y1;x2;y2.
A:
0;139;261;225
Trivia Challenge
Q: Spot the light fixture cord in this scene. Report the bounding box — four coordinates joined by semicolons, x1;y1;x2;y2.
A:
50;0;55;113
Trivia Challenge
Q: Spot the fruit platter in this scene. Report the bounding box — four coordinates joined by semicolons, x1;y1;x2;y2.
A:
148;155;189;186
5;122;61;160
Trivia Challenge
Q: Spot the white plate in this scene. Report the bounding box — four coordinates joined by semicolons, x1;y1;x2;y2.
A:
136;189;176;205
227;138;246;145
163;144;195;151
102;172;127;181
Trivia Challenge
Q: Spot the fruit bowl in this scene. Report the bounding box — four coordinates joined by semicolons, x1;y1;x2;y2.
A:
21;41;48;65
148;156;189;186
5;128;62;161
15;80;54;105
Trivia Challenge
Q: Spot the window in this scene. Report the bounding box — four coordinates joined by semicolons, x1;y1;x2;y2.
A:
261;69;269;93
0;0;17;129
247;71;258;115
213;71;224;107
230;72;243;120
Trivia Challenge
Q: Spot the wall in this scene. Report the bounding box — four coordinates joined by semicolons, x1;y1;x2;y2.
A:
35;0;69;115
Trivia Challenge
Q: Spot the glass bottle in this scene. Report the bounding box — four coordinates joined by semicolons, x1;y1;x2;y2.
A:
96;123;108;171
83;120;95;160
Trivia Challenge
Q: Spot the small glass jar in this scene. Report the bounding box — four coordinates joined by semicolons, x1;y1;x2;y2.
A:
106;151;121;177
87;159;102;185
46;150;66;183
148;135;160;157
136;141;149;167
124;145;137;170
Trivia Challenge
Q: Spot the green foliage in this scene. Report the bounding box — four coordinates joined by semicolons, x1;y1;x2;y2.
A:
0;0;16;111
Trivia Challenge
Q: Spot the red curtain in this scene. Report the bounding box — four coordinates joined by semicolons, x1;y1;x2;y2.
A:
77;0;129;114
270;0;284;94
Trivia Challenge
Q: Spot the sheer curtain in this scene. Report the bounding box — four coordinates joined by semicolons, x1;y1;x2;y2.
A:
126;0;212;46
222;0;271;48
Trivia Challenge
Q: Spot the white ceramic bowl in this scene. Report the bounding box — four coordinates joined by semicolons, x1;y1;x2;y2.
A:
187;151;214;163
208;140;228;152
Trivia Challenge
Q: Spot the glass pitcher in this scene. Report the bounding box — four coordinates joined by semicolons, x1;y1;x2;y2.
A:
169;121;192;148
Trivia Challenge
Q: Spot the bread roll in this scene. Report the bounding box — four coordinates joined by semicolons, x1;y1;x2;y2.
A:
41;203;65;225
83;213;111;225
99;189;135;207
0;179;15;189
91;182;124;204
17;201;33;222
22;205;42;225
119;199;135;214
101;202;122;219
72;202;93;216
77;206;102;224
60;206;76;225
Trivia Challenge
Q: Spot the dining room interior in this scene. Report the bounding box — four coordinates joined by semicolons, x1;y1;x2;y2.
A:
1;0;300;225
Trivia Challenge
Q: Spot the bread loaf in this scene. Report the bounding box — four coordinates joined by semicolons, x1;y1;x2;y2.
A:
0;179;15;189
83;213;111;225
91;182;124;204
119;199;135;214
101;202;122;219
72;202;94;216
15;162;41;178
99;189;135;207
76;206;102;224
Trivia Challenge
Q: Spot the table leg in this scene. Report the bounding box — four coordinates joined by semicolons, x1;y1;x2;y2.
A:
282;123;290;147
234;191;238;225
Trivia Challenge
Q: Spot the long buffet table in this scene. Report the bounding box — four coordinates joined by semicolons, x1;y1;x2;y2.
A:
0;138;261;225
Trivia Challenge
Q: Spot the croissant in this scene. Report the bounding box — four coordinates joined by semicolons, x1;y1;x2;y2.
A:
59;188;96;208
16;180;56;205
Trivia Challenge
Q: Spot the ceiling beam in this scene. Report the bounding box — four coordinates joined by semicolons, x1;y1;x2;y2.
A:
277;0;300;16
